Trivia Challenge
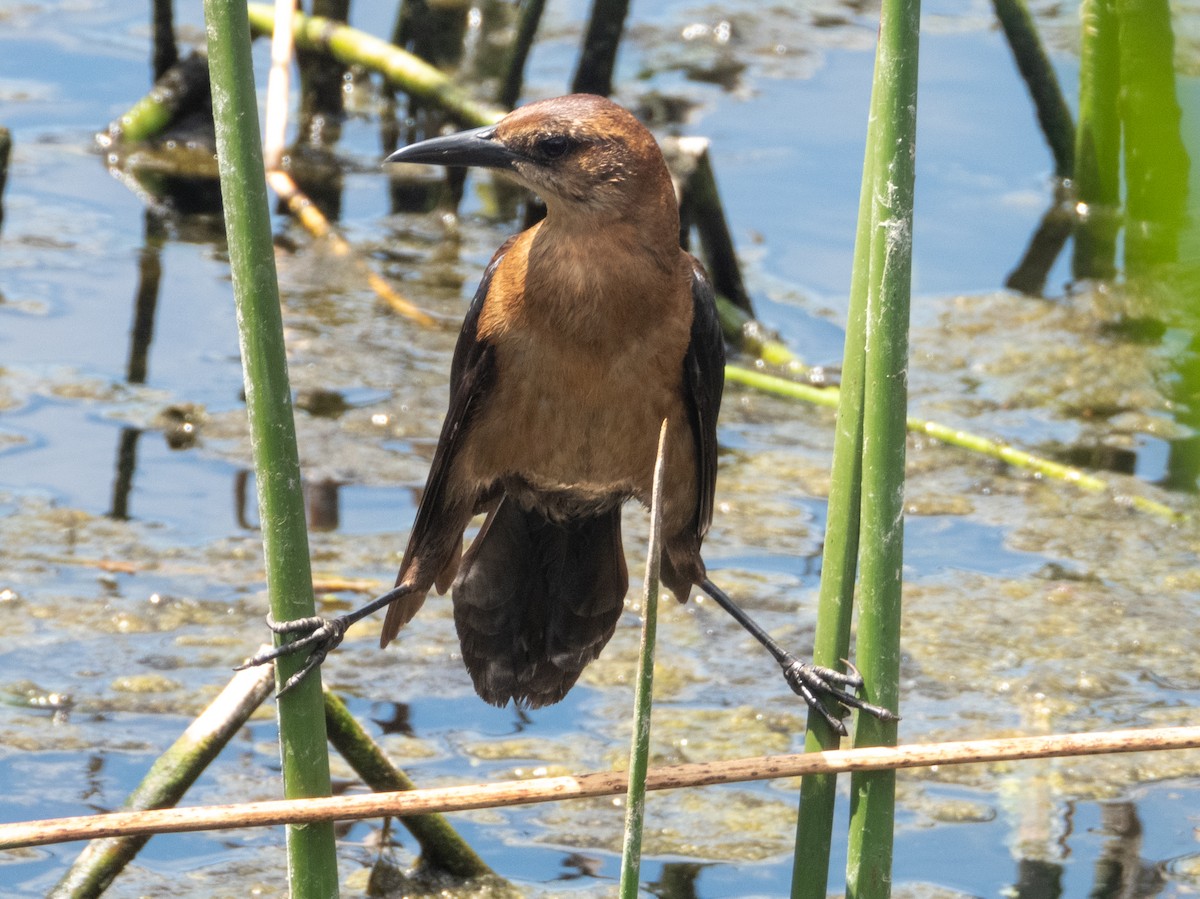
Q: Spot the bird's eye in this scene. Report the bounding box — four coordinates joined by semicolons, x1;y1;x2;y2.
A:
535;135;573;160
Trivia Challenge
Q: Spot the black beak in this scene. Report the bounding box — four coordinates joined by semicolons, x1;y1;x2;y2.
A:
383;125;521;171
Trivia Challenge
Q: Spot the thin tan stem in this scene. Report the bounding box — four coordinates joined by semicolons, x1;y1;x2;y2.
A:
7;725;1199;851
262;0;293;171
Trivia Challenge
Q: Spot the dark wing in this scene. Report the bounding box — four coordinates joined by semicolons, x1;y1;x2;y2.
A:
683;257;725;539
382;238;515;644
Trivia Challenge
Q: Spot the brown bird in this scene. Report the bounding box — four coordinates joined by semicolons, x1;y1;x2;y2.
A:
245;94;895;733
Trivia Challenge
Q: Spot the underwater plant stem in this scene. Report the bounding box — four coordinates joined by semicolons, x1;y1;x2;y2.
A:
203;0;339;894
991;0;1075;178
498;0;547;109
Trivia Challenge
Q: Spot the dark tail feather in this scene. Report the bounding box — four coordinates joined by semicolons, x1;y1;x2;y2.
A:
452;498;628;709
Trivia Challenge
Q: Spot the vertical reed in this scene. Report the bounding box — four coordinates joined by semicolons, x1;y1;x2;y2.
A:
791;0;920;894
618;422;670;897
203;0;339;893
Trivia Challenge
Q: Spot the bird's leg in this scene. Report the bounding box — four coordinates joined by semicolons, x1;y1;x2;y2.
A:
699;577;898;736
237;584;419;694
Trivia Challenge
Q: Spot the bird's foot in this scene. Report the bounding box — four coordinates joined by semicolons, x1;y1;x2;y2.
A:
781;656;899;736
236;614;349;695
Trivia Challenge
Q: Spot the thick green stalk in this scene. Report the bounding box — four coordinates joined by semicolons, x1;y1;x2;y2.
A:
789;40;880;899
203;1;339;896
1072;0;1120;280
618;421;669;897
845;0;920;894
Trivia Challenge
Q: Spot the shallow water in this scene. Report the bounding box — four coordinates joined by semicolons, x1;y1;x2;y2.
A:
2;0;1199;896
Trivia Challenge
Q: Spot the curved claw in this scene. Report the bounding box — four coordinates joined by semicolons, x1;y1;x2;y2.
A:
808;662;864;690
276;643;332;695
781;658;900;734
234;614;349;695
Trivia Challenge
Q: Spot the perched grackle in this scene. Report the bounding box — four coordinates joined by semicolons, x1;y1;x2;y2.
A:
243;94;896;733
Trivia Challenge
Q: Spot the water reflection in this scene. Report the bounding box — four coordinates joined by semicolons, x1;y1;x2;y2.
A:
109;426;141;521
369;700;414;737
1090;803;1163;897
1005;181;1075;296
304;477;342;532
1014;857;1064;899
647;861;707;898
557;851;606;882
1162;336;1200;493
1009;800;1168;898
126;212;166;386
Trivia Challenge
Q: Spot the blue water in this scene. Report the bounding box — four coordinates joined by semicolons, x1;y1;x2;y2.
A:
2;0;1198;896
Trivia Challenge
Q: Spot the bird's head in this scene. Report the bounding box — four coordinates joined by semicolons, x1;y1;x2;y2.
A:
385;94;673;225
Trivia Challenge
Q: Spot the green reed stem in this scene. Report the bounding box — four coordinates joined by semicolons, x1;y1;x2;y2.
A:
845;0;920;892
791;0;919;892
789;39;880;899
203;1;339;894
618;421;669;897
